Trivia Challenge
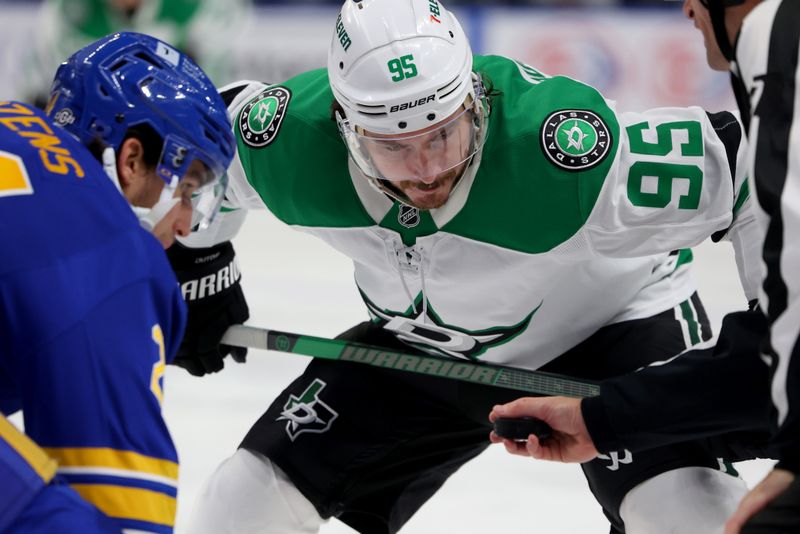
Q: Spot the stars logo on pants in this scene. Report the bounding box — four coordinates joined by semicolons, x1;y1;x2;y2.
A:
277;379;338;441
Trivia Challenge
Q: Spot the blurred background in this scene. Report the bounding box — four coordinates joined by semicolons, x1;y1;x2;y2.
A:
1;1;763;532
0;0;734;113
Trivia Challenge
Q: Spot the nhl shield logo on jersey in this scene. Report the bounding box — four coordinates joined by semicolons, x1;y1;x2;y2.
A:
239;86;292;148
541;109;612;171
398;205;420;228
277;378;338;441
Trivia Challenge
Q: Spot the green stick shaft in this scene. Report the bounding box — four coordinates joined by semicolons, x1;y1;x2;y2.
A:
222;325;599;398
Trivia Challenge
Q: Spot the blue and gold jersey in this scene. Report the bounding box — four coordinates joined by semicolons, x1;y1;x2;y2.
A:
0;101;186;533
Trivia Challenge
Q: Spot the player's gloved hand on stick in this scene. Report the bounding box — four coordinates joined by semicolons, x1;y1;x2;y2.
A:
166;241;250;376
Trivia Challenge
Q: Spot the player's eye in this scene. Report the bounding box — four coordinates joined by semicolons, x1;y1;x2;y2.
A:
382;143;407;153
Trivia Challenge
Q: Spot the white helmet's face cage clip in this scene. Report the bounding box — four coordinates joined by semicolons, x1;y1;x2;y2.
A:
337;75;489;190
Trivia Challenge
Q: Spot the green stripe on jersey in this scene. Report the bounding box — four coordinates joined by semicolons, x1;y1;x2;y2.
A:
680;299;701;345
733;178;750;216
512;59;548;84
676;248;694;269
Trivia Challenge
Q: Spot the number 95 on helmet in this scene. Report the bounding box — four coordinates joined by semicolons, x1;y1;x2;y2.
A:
46;31;236;231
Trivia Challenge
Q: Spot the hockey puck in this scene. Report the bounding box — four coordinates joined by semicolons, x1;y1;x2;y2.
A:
493;417;553;442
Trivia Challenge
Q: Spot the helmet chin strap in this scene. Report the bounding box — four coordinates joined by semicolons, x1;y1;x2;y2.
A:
135;197;182;232
101;146;180;232
707;0;735;61
102;146;124;194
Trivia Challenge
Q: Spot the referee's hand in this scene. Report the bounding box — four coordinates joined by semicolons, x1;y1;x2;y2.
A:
724;468;795;534
489;397;599;464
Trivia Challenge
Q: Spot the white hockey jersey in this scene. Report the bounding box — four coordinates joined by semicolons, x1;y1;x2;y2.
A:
197;55;760;371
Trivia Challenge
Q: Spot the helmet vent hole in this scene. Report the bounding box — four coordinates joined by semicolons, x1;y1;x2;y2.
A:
427;113;436;121
109;59;128;72
438;77;463;100
115;114;124;123
398;121;407;129
339;61;344;70
449;31;454;38
139;77;155;93
134;52;160;68
202;123;219;143
354;100;387;117
98;84;109;97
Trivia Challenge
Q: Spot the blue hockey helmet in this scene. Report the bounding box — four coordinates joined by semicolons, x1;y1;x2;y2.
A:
46;31;236;230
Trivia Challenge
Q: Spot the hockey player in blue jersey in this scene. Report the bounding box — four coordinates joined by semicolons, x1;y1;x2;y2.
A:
0;32;235;533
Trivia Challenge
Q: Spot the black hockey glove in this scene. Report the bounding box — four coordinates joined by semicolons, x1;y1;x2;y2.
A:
166;241;250;376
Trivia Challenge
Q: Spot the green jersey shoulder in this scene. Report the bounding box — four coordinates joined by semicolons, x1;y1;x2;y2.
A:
446;55;619;253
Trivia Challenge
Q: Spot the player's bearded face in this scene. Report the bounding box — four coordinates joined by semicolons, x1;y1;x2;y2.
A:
386;164;465;210
362;109;474;210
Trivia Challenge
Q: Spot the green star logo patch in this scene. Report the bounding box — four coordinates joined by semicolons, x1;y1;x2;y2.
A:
541;109;611;171
239;86;291;148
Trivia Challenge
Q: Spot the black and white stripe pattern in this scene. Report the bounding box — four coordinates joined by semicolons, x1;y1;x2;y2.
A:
740;0;800;466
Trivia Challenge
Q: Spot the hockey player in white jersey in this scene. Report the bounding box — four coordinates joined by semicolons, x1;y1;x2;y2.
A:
168;0;767;531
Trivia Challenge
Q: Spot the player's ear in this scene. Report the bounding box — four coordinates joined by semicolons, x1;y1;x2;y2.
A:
116;137;148;191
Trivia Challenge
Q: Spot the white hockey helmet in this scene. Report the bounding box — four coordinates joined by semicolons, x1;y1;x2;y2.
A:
329;0;474;134
328;0;488;197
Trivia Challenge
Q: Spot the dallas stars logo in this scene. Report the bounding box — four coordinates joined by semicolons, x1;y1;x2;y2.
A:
277;379;338;441
360;289;542;360
239;86;292;148
563;121;591;152
541;109;611;171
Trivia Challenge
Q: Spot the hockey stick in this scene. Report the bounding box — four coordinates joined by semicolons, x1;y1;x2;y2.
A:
221;325;600;398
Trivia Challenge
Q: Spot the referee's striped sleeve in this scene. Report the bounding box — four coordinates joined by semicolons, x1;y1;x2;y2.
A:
748;0;800;473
